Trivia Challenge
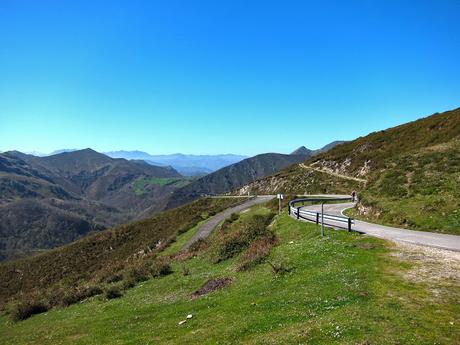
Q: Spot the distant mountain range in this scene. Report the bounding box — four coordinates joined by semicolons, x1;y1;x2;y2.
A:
165;152;310;209
0;149;185;261
165;141;345;209
0;141;345;261
19;145;347;177
104;151;248;176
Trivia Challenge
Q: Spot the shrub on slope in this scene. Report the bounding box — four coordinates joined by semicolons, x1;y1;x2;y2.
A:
0;197;245;310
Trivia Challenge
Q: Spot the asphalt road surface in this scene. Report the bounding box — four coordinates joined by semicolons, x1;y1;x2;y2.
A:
297;202;460;252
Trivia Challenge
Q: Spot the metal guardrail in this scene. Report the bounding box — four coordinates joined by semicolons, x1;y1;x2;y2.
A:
288;197;355;235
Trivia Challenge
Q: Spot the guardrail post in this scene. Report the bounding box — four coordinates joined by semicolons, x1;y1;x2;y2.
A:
321;202;325;237
316;212;319;224
297;207;301;219
348;218;352;232
288;206;291;216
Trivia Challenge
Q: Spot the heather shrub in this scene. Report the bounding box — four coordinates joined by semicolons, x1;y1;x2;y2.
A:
188;238;208;253
106;273;123;284
11;300;49;321
150;258;173;277
127;265;150;284
220;213;240;232
215;212;275;263
237;235;277;271
60;285;103;307
105;286;123;299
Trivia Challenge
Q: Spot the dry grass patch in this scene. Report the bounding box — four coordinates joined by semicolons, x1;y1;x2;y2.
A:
391;243;460;300
192;277;232;298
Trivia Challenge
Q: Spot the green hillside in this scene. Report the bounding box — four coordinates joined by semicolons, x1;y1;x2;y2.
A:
0;197;246;310
1;204;458;344
235;107;460;234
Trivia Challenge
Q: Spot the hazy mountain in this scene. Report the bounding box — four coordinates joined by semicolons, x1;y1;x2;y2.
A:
290;146;313;155
104;150;155;161
290;141;346;156
0;149;189;261
105;151;248;175
49;149;79;155
312;141;347;154
24;150;47;157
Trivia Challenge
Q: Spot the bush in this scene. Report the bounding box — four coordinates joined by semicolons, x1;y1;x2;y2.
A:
105;286;123;299
177;225;190;235
220;213;240;232
237;235;277;271
215;213;276;263
215;233;247;262
106;274;123;284
60;285;104;307
127;265;150;284
182;265;190;276
122;279;136;290
11;300;49;321
150;258;173;278
268;261;291;276
188;238;208;253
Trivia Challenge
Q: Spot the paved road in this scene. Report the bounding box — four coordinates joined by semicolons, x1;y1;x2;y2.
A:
182;195;274;250
297;202;460;252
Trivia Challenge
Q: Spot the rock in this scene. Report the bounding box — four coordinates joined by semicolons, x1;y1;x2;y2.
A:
289;241;294;244
186;314;193;319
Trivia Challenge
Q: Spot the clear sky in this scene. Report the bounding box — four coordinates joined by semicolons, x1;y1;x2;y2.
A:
1;0;459;156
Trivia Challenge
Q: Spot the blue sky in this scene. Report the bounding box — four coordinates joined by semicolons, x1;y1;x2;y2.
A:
1;0;459;156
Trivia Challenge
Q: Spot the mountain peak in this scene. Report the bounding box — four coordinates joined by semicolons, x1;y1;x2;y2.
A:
291;146;312;155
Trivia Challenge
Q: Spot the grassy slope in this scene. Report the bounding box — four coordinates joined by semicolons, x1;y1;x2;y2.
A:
0;197;246;308
132;177;193;196
347;139;460;233
237;108;460;234
2;206;458;344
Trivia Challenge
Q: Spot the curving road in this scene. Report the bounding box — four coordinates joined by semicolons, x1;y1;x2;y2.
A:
297;202;460;252
182;195;274;250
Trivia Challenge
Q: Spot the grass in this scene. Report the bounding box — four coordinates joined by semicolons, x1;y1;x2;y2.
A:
1;205;458;344
132;177;193;196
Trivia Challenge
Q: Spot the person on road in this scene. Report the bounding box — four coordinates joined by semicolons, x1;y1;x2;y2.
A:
351;191;357;202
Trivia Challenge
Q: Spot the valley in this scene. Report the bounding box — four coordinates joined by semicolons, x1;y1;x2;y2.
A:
0;108;459;344
2;2;459;343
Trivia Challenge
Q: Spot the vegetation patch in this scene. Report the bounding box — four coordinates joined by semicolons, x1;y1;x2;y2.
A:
150;258;173;278
213;212;276;263
105;286;122;300
10;301;49;322
237;235;277;271
132;177;192;196
191;277;232;298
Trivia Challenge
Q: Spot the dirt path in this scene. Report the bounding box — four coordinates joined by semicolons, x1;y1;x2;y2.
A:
182;196;274;250
299;163;367;183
